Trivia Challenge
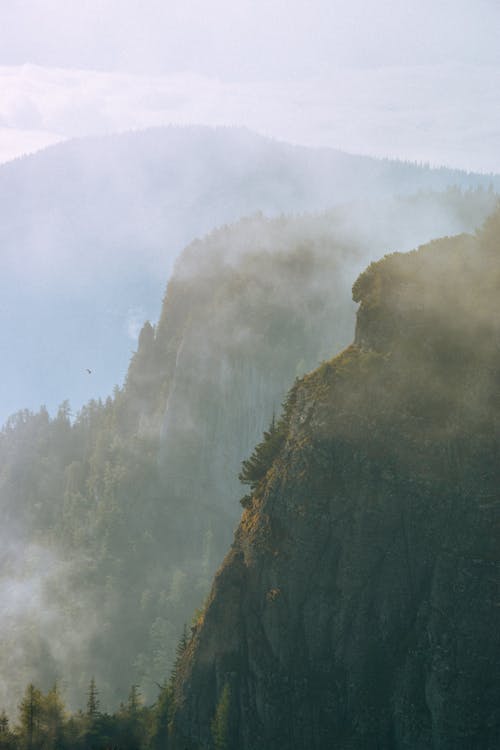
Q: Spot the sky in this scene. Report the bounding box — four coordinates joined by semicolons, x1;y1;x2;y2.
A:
1;0;500;171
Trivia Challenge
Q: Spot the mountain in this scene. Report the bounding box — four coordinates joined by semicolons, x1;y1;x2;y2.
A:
2;124;500;425
0;203;372;714
0;192;498;719
143;189;498;524
169;213;500;749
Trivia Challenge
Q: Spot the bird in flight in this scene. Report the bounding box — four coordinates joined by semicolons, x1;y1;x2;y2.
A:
85;368;92;374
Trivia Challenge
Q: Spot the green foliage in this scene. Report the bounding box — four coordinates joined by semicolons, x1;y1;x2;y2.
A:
0;678;175;750
0;712;9;734
239;494;253;509
239;385;298;494
1;190;497;720
42;684;66;750
0;710;15;750
239;414;286;490
210;683;231;750
127;685;141;716
0;390;212;710
169;626;189;687
148;684;172;750
18;684;43;750
86;679;99;719
191;592;210;628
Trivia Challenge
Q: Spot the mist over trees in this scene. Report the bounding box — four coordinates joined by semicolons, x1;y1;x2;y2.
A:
1;125;499;425
168;208;500;750
0;187;497;722
2;0;499;744
0;676;171;750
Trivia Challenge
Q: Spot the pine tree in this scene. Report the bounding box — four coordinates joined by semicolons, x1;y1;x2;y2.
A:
149;685;171;750
169;625;189;686
127;685;141;716
0;710;14;750
120;684;144;750
19;684;42;750
239;413;285;490
42;683;66;750
0;713;8;735
86;678;99;719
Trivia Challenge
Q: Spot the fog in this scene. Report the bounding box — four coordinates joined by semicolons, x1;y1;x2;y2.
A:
0;188;497;718
165;208;500;750
2;0;499;75
3;63;500;173
1;1;500;170
1;125;497;426
0;0;498;736
0;526;104;715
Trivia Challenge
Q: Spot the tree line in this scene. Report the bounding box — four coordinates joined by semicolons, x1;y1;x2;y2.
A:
0;638;189;750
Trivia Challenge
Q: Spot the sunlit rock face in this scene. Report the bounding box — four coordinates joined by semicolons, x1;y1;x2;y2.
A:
170;215;500;750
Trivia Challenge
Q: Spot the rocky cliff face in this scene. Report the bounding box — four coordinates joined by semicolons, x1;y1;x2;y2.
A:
4;195;494;714
170;218;500;749
127;212;361;527
127;191;498;528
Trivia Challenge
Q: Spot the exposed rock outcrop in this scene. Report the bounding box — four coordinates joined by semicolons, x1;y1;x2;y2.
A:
170;218;500;749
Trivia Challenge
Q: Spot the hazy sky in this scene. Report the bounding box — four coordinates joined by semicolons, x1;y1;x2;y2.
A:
1;0;500;171
2;0;499;75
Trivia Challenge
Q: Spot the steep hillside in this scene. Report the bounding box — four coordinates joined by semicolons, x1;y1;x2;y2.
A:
1;123;499;424
0;209;361;714
170;214;500;749
128;193;499;522
1;199;498;720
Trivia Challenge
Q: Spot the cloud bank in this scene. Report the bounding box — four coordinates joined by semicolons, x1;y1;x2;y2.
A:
2;63;500;173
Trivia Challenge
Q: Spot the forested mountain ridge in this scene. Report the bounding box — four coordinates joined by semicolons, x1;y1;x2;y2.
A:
1;206;363;714
128;188;500;520
2;123;500;425
169;212;500;749
0;191;498;721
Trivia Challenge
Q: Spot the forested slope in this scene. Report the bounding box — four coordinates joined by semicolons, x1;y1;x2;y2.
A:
170;211;500;750
0;190;498;720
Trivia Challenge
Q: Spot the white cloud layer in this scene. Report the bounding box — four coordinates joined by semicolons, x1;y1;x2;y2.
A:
2;1;499;76
1;63;500;173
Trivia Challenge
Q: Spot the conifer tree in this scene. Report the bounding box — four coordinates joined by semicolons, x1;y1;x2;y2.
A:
0;712;8;735
19;684;42;750
0;710;14;750
127;685;141;716
169;625;189;686
149;685;171;750
42;683;66;750
120;684;144;750
86;678;99;719
239;412;285;490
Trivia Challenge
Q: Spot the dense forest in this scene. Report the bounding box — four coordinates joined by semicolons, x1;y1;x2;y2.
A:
0;679;166;750
0;188;498;728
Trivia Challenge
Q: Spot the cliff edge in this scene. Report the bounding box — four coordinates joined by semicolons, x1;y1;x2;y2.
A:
170;215;500;749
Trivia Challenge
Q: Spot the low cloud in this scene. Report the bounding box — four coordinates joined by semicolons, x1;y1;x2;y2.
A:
126;307;147;342
1;63;500;172
0;126;63;163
